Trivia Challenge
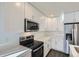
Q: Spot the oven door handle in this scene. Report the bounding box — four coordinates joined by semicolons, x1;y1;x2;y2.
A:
33;45;43;52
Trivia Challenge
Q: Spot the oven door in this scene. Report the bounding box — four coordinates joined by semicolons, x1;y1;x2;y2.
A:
32;45;44;57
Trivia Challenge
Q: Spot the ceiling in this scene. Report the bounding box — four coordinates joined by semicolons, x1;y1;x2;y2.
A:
30;2;79;18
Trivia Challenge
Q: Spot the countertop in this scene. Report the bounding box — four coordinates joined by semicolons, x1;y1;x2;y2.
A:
69;44;79;57
0;45;32;57
35;36;51;42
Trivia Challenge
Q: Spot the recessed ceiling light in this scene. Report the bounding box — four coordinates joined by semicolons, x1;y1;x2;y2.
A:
15;3;21;7
50;14;54;17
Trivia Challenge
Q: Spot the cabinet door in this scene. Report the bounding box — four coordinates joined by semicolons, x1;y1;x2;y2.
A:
55;33;64;52
32;6;48;31
75;11;79;22
64;13;75;23
47;18;58;31
25;3;32;19
51;33;57;50
32;7;40;21
47;38;51;54
39;17;48;31
57;17;64;32
44;40;51;56
44;42;48;56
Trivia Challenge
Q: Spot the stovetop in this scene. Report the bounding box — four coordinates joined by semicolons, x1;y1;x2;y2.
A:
21;40;43;50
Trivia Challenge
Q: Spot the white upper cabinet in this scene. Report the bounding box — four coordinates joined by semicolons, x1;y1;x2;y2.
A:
39;17;48;31
32;6;48;31
46;18;58;31
57;17;64;32
45;16;64;32
31;6;41;22
64;11;79;23
64;12;75;23
75;11;79;22
25;3;33;19
2;3;24;32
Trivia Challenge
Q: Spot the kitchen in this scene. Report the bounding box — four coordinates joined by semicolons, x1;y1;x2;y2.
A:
0;2;79;57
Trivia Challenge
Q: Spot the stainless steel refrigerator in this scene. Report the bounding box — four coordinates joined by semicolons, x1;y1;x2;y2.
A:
64;23;79;54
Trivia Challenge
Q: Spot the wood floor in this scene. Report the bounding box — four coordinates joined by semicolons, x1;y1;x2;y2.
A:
46;49;69;57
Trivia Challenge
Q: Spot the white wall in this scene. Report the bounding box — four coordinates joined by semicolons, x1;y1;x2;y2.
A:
0;2;24;47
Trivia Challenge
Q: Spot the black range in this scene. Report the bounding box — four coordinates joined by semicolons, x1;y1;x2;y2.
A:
19;35;44;57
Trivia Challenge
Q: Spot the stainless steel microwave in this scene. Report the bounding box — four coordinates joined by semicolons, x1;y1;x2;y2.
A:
24;18;39;32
